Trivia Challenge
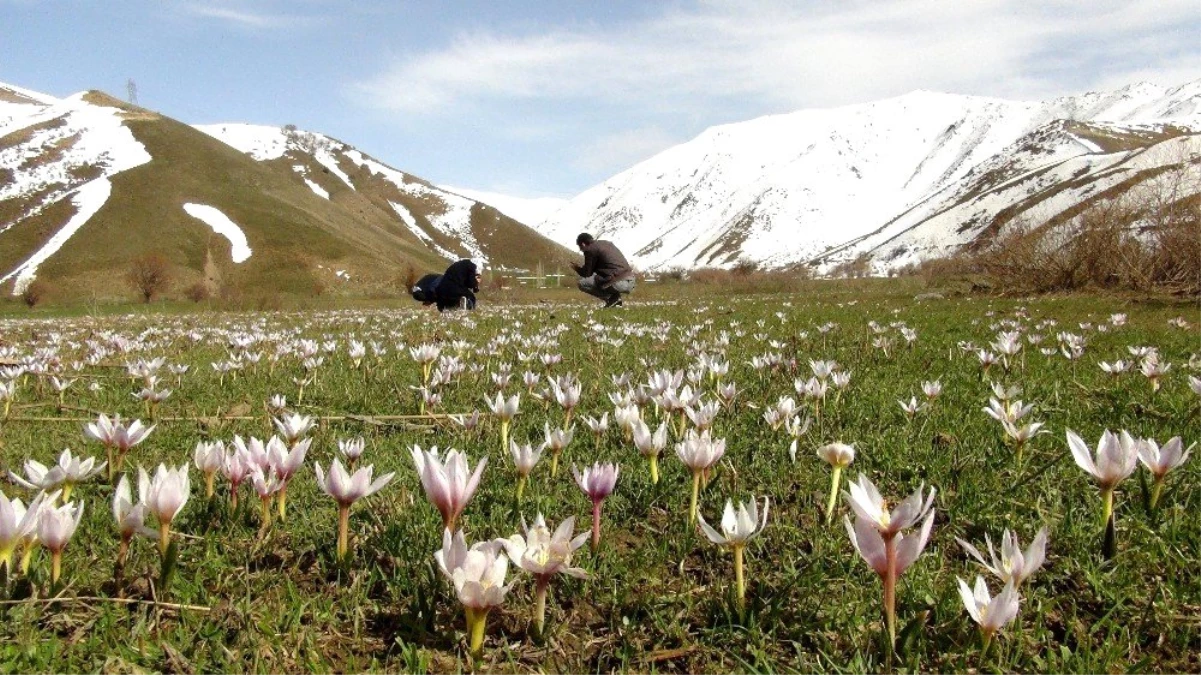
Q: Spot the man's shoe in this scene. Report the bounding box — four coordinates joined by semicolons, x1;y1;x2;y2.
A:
603;295;623;308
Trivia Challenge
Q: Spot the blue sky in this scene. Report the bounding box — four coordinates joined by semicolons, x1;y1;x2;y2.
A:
4;0;1200;198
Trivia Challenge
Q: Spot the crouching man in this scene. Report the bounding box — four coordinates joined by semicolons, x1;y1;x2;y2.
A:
571;233;635;308
434;258;482;312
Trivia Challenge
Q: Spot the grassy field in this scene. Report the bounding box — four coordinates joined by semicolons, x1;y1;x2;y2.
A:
0;282;1196;673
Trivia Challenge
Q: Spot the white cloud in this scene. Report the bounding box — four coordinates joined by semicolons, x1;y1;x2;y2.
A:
352;0;1201;115
348;0;1201;185
182;3;315;30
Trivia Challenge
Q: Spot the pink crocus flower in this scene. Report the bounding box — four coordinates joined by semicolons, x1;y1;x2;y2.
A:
38;500;83;585
267;436;310;520
193;440;225;500
1135;435;1193;509
572;462;619;551
314;459;394;562
138;464;191;556
410;445;487;532
500;513;588;637
434;529;513;658
844;474;936;649
958;576;1021;650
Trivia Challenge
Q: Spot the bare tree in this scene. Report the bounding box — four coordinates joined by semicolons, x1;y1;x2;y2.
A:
127;79;138;105
127;253;172;303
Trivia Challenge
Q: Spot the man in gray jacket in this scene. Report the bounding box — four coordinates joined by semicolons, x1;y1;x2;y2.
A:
571;233;635;307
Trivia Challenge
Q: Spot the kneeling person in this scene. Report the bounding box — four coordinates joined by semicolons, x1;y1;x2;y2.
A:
571;233;634;308
411;273;442;307
435;258;482;311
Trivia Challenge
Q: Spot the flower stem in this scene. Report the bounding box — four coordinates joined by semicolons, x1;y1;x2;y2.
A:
883;534;898;649
467;607;488;658
277;486;289;521
205;472;216;500
20;545;35;574
115;537;129;592
824;466;842;524
551;451;560;479
1150;479;1164;511
516;476;526;501
591;501;602;552
649;454;659;484
533;577;550;638
734;544;746;610
158;522;171;557
980;628;993;660
259;497;272;535
1101;487;1114;529
51;550;61;586
689;471;701;524
337;505;350;562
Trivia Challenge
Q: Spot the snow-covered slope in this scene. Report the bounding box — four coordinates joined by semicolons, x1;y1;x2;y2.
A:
813;121;1201;273
194;123;568;267
437;185;568;230
0;85;152;291
539;81;1201;272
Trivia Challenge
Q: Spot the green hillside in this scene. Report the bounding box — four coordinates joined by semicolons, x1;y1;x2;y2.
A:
0;88;573;303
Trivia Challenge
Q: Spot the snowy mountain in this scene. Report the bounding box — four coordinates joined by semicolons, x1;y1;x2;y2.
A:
538;81;1201;273
436;185;568;230
0;82;570;300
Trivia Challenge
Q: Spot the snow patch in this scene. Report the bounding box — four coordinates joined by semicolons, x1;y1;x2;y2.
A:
303;178;329;199
344;149;487;262
182;203;252;263
389;201;458;261
287;163;330;199
194;123;288;161
0;92;152;213
2;177;112;294
312;146;355;191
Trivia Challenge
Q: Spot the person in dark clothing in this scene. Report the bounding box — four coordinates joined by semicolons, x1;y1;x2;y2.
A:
411;273;442;306
571;233;635;308
434;259;481;311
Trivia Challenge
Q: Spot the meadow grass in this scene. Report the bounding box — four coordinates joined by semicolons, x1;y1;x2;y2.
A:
0;283;1196;673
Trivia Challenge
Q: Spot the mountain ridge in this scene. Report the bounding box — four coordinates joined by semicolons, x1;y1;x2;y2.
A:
0;82;573;300
534;80;1201;274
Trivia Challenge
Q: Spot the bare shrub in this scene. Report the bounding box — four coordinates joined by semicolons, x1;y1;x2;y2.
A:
127;253;172;303
924;173;1200;295
827;254;873;279
255;292;284;311
731;259;758;276
1146;211;1200;293
21;279;50;308
660;266;688;281
400;263;420;290
184;281;211;303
